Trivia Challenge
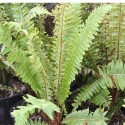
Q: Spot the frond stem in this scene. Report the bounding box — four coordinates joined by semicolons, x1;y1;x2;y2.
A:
41;71;48;101
117;3;122;60
57;4;66;107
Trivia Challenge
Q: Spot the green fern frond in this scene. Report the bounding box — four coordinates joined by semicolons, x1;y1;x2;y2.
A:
0;54;16;74
28;6;49;20
107;97;124;122
0;4;8;21
1;3;14;21
52;3;112;105
51;3;82;104
91;89;112;108
4;4;35;31
72;77;112;111
100;59;125;90
73;59;125;111
26;30;53;100
0;4;52;100
11;3;29;23
7;43;44;97
0;26;44;97
6;4;49;34
60;3;111;109
63;108;108;125
100;4;125;61
61;4;112;104
4;21;22;33
11;94;60;125
83;40;104;71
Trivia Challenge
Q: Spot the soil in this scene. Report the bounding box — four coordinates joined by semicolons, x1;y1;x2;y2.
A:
0;77;26;125
108;108;125;125
7;76;125;125
0;77;26;98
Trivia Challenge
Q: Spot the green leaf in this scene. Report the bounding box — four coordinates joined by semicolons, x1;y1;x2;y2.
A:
63;108;108;125
28;6;49;20
91;89;112;108
11;94;60;125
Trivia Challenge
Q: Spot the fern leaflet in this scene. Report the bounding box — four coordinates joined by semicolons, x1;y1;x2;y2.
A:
63;108;108;125
11;94;60;125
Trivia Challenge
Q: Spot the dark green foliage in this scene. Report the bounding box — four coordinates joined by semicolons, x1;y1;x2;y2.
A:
11;94;60;125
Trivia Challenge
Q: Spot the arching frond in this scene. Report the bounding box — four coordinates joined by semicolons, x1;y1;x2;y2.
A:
101;4;125;61
11;94;60;125
52;3;112;105
90;89;112;108
72;59;125;111
63;108;108;125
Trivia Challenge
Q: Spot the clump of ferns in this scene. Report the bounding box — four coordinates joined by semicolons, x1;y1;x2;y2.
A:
0;3;113;125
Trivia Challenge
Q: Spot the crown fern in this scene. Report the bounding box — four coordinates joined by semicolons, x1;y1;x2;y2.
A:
0;3;113;125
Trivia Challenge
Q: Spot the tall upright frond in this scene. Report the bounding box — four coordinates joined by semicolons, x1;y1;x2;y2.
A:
51;3;82;105
101;4;125;61
52;4;112;105
11;94;60;125
63;108;108;125
11;3;29;23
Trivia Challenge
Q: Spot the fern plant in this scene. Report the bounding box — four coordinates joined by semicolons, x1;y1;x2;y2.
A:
0;3;112;125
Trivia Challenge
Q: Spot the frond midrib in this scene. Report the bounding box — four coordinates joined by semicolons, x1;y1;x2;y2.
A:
57;3;66;106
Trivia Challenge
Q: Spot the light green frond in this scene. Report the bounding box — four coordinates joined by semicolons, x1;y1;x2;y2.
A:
52;3;112;105
0;54;16;74
11;94;60;125
28;6;49;20
60;4;112;104
73;59;125;111
72;77;112;111
0;26;44;97
63;108;108;125
0;4;52;100
1;3;14;21
101;4;125;61
11;3;29;23
7;4;49;33
100;59;125;90
0;4;8;21
26;29;53;100
4;21;22;33
51;3;82;104
91;89;112;108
